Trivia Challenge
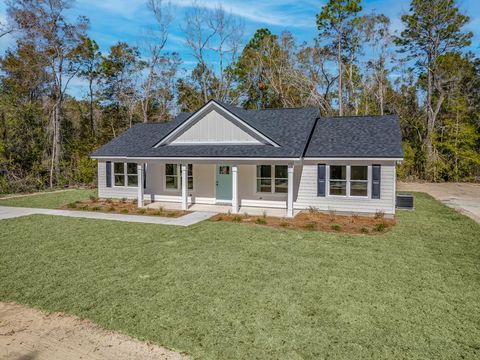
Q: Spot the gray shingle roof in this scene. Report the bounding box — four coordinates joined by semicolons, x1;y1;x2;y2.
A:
91;101;403;159
304;115;403;158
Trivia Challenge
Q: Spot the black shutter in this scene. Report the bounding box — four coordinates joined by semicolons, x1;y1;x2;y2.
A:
106;161;112;187
143;164;147;189
317;164;326;197
372;165;381;199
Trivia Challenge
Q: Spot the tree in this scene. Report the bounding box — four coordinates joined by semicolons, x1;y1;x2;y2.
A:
316;0;362;116
73;36;102;134
182;3;243;105
7;0;88;187
395;0;472;180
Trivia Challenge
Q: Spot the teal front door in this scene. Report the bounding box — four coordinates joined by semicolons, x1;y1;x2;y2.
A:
216;165;232;203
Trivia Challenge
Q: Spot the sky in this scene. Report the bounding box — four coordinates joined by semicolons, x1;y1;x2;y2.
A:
1;0;479;98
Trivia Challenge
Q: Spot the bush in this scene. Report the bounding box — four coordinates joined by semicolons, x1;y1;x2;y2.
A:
137;208;146;215
66;202;77;209
91;206;101;211
120;209;129;214
232;216;242;222
89;195;98;202
121;198;127;203
374;210;385;220
361;227;369;234
303;222;316;230
279;221;290;227
308;206;320;214
328;209;336;222
331;224;341;231
108;206;115;212
374;222;386;232
106;198;113;204
255;217;267;225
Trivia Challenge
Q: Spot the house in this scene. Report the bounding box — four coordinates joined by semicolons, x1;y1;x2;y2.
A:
91;100;403;217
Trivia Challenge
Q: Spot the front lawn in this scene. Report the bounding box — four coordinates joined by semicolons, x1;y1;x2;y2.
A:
0;193;479;359
0;188;96;209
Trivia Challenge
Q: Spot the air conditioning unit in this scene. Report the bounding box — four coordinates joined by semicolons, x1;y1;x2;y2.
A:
396;193;414;210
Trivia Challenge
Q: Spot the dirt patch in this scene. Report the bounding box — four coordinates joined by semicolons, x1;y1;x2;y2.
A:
60;197;187;218
398;182;480;223
211;211;395;235
0;302;187;360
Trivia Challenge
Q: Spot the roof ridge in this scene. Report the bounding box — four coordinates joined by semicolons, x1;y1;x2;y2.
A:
320;114;397;119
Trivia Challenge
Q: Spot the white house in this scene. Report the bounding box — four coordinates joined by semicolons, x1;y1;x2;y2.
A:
91;100;403;217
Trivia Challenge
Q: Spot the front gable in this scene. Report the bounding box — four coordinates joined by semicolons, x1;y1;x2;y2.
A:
156;101;278;147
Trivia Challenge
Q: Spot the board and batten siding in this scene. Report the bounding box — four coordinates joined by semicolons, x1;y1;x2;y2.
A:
170;109;261;144
294;160;396;215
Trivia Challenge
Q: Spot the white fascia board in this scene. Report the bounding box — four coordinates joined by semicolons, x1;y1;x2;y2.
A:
154;101;280;148
304;157;404;161
91;156;300;161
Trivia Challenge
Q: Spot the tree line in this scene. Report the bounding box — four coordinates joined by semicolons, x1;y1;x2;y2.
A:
0;0;479;193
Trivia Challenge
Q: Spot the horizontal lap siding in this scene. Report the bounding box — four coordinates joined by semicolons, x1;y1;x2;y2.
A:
294;161;396;215
97;161;138;199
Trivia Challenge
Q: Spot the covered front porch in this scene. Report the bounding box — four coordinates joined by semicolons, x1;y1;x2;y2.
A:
134;160;297;217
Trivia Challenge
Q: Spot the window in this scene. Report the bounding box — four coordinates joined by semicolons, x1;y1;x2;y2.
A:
127;163;138;186
165;164;178;189
274;165;288;193
256;165;288;194
328;165;369;197
114;162;125;186
113;162;138;187
165;164;193;190
350;166;368;196
187;164;193;190
256;165;272;193
329;165;347;195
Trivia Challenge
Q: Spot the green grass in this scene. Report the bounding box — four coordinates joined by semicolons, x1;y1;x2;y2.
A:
0;193;479;359
0;189;96;209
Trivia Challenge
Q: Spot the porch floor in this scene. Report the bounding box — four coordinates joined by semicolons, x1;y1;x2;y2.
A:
145;201;301;218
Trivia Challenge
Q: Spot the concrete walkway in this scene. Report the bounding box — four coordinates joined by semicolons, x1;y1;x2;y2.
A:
0;206;216;226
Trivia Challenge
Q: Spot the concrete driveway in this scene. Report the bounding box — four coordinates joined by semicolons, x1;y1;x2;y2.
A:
397;182;480;223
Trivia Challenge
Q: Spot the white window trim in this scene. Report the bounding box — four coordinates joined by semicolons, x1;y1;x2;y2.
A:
255;165;288;195
112;162;138;188
164;164;194;192
327;165;370;199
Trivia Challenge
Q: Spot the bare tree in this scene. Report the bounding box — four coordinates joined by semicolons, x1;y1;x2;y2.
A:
140;0;173;122
182;2;243;104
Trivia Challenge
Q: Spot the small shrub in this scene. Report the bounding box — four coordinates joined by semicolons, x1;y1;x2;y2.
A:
303;222;316;230
79;205;89;211
328;208;336;222
158;206;164;212
137;208;146;215
262;210;267;218
131;199;137;205
91;206;101;211
350;213;359;223
361;227;369;234
120;209;129;214
255;217;267;225
106;198;113;204
374;210;385;220
89;195;98;202
308;206;320;214
216;216;223;221
121;198;127;203
227;209;231;216
331;224;341;231
108;206;115;212
166;212;177;217
66;202;77;209
243;212;249;218
374;222;386;232
279;221;290;227
232;216;242;223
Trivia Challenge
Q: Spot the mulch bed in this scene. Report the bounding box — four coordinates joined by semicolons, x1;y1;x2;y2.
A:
210;211;396;235
60;197;187;218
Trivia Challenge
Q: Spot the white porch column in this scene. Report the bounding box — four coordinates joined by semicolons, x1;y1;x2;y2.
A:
137;163;144;207
232;165;238;213
287;163;294;218
181;163;188;210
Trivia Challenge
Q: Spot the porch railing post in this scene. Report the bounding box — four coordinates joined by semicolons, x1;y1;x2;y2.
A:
181;163;188;210
232;165;238;213
287;163;294;218
137;163;144;208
